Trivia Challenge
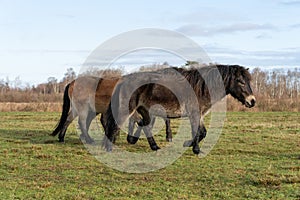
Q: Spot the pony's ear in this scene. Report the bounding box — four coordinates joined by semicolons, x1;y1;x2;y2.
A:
246;68;249;71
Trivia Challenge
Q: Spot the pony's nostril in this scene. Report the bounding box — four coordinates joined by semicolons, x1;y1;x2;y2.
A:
245;95;256;107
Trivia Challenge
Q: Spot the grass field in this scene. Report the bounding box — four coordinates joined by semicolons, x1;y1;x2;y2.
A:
0;112;299;199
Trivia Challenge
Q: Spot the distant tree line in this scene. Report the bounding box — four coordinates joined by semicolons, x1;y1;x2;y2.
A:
230;67;299;111
0;68;76;102
0;65;299;111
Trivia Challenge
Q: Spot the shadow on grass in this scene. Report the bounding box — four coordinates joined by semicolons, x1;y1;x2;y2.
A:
0;128;83;145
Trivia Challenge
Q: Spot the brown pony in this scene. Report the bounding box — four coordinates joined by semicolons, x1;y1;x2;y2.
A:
51;75;172;147
103;64;256;154
51;76;119;143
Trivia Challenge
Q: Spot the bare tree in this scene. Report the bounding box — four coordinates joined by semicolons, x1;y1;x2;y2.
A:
47;77;58;94
63;68;76;83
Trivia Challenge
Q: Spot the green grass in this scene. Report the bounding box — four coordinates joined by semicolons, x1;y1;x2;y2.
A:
0;112;299;199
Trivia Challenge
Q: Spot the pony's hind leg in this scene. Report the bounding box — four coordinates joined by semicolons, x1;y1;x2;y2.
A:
58;112;76;142
191;118;207;154
78;111;95;144
143;125;160;151
183;112;201;154
83;111;98;142
184;125;206;153
139;114;160;151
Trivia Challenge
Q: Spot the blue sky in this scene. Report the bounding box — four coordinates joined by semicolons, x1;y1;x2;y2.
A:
0;0;300;85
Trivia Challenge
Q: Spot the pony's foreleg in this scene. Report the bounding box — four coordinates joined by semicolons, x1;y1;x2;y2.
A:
133;123;143;141
165;118;172;142
127;114;142;144
143;116;160;151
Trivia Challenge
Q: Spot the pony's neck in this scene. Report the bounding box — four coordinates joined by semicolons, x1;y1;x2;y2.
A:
217;65;232;95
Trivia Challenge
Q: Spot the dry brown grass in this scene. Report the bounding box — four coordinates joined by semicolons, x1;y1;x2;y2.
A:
0;102;62;112
227;96;299;112
1;97;299;112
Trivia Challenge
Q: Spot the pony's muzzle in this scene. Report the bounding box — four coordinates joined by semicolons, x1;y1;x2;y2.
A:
245;95;256;108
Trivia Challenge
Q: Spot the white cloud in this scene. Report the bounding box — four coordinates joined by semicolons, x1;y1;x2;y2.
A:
280;0;300;5
174;8;245;23
203;45;300;67
289;24;300;29
255;33;273;39
2;49;90;54
176;23;276;37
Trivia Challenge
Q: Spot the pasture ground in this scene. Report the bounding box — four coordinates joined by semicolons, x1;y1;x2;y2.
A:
0;112;299;199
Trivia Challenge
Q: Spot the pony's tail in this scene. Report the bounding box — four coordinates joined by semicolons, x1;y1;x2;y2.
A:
51;84;71;136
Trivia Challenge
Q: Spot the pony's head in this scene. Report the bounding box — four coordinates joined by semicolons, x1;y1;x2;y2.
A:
227;65;256;108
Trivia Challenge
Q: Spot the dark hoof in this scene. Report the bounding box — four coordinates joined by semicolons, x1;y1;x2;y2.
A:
183;140;193;147
85;138;95;144
102;137;113;152
105;146;112;152
127;135;139;144
58;138;64;143
105;141;113;152
166;138;172;142
79;134;85;141
79;134;95;144
102;141;112;152
150;145;161;151
192;146;200;154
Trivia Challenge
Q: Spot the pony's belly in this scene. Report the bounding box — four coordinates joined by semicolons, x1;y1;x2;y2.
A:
94;95;111;113
147;102;186;118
